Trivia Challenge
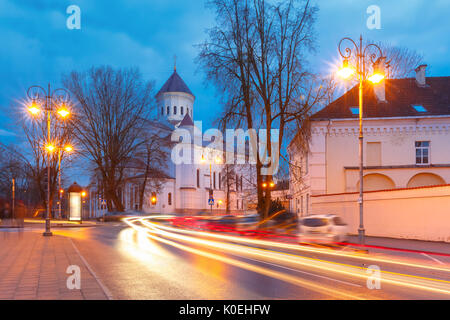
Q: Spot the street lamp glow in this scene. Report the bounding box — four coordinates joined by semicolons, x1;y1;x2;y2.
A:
28;102;41;116
46;144;56;153
368;73;385;84
57;107;70;118
262;183;267;188
64;145;73;153
81;191;87;197
337;59;355;79
215;156;222;164
269;182;275;188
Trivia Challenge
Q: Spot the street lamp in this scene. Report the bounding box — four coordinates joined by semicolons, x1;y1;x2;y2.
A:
337;35;386;245
26;84;72;237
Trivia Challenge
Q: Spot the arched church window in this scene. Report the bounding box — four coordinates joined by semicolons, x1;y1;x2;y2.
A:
181;106;184;115
167;106;170;115
161;107;164;115
174;106;177;115
168;193;172;206
187;107;189;116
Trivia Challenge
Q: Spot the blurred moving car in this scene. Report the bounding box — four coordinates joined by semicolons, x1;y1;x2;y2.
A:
298;214;348;243
97;212;135;222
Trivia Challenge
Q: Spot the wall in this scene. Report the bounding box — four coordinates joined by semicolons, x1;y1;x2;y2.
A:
311;185;450;242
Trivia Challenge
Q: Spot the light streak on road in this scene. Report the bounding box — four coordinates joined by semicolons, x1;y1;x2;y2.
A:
136;216;450;274
123;216;450;298
122;221;366;300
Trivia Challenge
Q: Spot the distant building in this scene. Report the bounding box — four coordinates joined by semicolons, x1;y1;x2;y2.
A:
288;65;450;241
89;67;255;216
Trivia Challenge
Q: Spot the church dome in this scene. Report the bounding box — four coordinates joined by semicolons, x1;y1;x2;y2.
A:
156;70;194;97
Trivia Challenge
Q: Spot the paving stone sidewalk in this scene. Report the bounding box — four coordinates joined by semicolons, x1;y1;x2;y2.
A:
0;230;109;300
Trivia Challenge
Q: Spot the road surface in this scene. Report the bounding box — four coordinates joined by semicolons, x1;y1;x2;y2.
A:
39;215;450;300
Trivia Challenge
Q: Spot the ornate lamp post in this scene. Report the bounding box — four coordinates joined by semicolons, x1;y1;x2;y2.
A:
26;84;71;236
337;36;386;245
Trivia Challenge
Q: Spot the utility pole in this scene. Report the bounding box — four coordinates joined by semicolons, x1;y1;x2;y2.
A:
12;178;15;220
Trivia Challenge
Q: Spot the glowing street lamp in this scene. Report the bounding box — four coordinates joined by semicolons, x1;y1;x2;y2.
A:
337;59;355;79
28;101;41;116
64;145;73;153
337;35;386;245
25;84;72;236
57;107;70;118
46;144;56;153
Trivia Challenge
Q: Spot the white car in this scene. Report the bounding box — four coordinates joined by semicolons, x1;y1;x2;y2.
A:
298;214;348;244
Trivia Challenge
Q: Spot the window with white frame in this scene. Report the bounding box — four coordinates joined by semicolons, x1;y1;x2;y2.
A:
415;141;430;165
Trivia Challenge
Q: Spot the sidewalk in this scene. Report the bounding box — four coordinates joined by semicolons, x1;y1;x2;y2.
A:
347;235;450;255
0;230;110;300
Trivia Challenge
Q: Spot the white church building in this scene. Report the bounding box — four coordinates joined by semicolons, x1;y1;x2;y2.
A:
89;67;256;216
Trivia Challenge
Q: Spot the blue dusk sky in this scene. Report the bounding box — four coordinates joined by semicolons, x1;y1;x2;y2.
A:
0;0;449;183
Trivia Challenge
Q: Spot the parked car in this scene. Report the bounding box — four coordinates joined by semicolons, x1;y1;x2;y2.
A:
298;214;348;244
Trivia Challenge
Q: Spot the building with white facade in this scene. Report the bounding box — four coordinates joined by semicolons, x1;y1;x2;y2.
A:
89;67;256;216
288;65;450;241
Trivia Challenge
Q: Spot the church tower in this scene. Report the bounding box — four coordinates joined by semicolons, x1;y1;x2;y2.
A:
156;65;195;126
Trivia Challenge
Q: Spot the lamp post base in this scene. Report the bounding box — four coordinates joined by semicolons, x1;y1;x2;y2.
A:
43;231;53;237
358;228;365;245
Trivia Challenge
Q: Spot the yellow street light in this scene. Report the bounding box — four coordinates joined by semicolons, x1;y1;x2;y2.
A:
201;154;206;163
64;145;73;153
57;107;70;118
262;182;267;188
269;182;275;188
215;156;222;164
81;191;87;198
46;144;56;153
368;73;384;84
337;59;355;79
28;101;41;116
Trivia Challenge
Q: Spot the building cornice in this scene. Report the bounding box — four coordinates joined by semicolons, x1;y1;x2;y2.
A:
311;123;450;136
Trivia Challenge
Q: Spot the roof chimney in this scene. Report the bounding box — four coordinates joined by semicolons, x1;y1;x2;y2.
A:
415;64;427;87
373;57;386;103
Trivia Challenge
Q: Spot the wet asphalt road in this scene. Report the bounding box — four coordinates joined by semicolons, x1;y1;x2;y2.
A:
47;221;450;300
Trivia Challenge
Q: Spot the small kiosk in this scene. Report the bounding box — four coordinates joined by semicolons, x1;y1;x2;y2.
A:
67;182;83;222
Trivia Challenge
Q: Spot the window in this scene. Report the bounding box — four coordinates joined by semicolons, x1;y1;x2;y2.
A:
213;172;216;189
181;106;184;115
174;106;177;115
197;169;200;188
218;173;221;189
161;107;164;115
240;176;243;191
167;106;170;115
350;107;359;115
168;193;172;206
413;105;427;112
415;141;430;164
187;107;189;116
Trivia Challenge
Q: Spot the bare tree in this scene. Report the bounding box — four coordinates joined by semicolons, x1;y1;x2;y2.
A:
63;66;154;212
129;120;173;211
198;0;331;218
378;42;425;79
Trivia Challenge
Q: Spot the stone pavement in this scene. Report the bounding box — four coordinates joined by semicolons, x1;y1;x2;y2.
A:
0;230;110;300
